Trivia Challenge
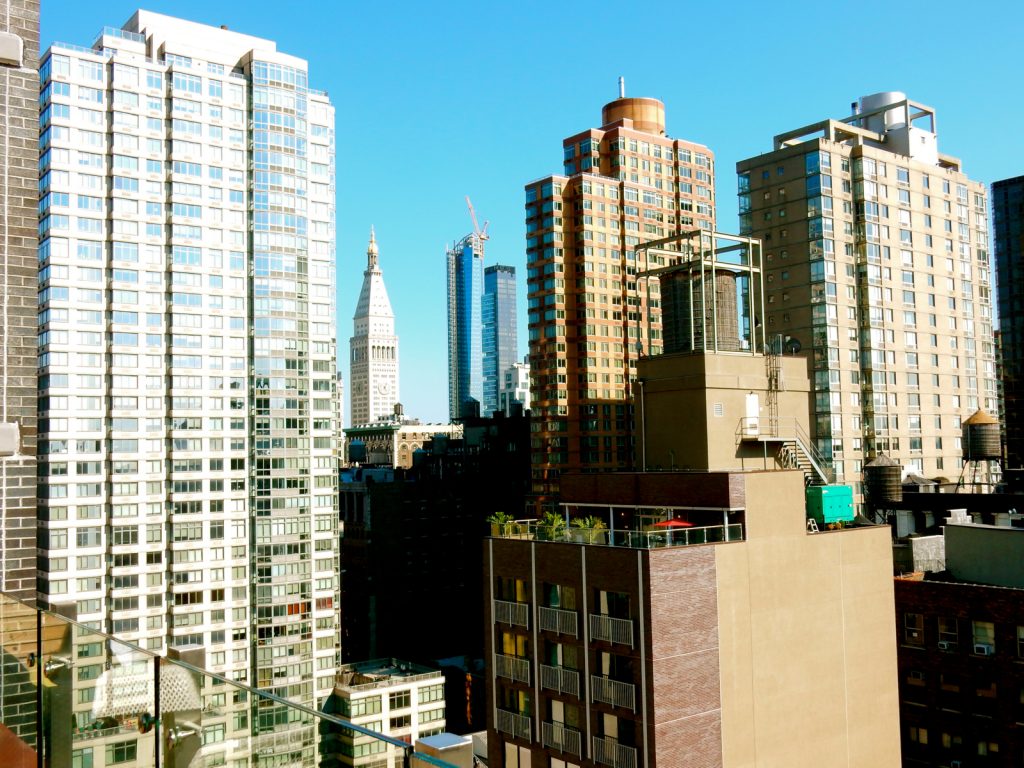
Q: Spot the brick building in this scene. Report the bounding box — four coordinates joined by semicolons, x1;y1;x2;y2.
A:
0;2;40;761
0;0;39;601
895;522;1024;767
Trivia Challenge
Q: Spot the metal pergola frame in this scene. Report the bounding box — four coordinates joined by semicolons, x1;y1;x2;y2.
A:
634;229;766;357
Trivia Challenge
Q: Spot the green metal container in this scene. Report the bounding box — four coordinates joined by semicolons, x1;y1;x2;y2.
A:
806;485;854;524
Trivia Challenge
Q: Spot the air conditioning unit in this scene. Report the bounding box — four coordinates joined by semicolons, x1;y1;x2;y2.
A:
973;643;994;656
937;640;957;651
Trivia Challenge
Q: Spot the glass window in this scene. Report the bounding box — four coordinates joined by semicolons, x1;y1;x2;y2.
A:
904;613;924;646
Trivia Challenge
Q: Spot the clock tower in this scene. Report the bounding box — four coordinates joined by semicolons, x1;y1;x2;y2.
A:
350;227;400;425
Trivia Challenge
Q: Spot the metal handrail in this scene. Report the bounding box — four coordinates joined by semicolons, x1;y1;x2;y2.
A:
591;675;636;711
589;614;634;647
592;736;638;768
538;606;578;636
493;599;530;628
539;664;580;697
495;708;531;741
492;520;743;550
793;419;835;484
543;721;582;757
736;416;834;484
494;653;531;684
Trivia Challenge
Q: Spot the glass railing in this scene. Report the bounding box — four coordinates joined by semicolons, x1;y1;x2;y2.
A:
0;591;457;768
100;26;147;43
491;520;743;549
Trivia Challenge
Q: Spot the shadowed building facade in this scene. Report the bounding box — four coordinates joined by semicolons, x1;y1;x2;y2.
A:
993;176;1024;469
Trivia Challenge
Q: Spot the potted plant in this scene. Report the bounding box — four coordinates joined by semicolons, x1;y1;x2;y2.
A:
487;511;515;537
537;511;567;541
570;515;607;544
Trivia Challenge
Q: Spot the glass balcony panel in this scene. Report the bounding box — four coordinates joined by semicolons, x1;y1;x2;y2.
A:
41;610;157;767
0;593;43;760
0;591;460;768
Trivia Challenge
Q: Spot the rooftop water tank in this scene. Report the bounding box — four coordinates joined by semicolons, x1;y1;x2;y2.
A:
864;453;903;503
856;91;908;133
660;269;740;353
962;409;1001;461
347;439;366;464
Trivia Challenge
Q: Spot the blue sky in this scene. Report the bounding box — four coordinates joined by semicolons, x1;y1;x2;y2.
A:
43;0;1024;423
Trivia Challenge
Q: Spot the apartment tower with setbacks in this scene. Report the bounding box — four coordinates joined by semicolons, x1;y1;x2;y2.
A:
737;92;996;501
525;84;715;499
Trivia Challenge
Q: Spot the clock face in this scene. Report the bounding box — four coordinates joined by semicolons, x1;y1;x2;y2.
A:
377;381;390;395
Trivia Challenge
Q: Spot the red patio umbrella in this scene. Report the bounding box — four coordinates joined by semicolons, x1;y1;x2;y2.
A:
652;518;694;528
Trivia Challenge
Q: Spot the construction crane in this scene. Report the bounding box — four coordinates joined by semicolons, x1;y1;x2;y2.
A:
465;196;490;241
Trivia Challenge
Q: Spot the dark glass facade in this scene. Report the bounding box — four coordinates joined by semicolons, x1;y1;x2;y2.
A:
994;176;1024;468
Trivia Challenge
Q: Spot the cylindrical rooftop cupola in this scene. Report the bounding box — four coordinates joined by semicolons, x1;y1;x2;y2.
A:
601;97;666;135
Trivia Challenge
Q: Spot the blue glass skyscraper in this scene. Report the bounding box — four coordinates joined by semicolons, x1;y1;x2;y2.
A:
447;234;484;419
483;265;518;415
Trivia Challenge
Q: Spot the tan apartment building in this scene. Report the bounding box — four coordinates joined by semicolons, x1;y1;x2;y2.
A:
737;92;996;502
484;467;901;768
484;331;900;766
525;86;715;499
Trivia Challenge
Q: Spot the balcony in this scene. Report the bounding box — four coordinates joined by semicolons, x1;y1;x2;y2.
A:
491;520;743;551
593;736;638;768
538;606;578;637
590;675;636;711
494;653;531;684
540;664;580;697
493;599;530;628
0;590;457;768
589;614;634;647
542;721;582;757
495;708;532;741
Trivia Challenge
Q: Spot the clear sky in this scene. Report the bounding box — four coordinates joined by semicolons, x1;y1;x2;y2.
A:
42;0;1024;423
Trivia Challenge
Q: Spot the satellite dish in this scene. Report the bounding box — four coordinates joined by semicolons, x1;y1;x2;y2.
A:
784;337;802;355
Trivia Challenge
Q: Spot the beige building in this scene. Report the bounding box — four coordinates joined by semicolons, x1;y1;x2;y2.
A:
486;418;900;768
351;228;400;426
638;350;824;479
345;419;463;469
526;84;716;499
737;92;996;501
490;238;900;764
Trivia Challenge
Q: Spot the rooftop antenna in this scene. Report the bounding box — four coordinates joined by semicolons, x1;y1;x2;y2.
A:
618;76;625;98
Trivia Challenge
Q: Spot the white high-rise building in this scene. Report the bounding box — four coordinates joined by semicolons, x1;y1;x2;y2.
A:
37;12;339;766
350;228;399;424
499;357;531;415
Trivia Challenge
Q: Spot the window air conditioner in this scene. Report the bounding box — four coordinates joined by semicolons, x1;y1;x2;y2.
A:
973;643;993;656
